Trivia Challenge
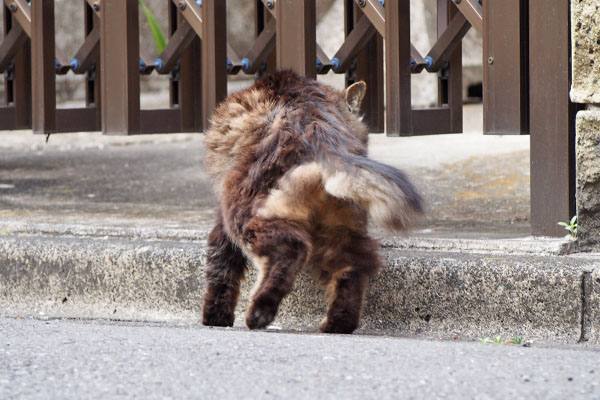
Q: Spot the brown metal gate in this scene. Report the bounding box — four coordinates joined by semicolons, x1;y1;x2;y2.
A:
0;0;575;236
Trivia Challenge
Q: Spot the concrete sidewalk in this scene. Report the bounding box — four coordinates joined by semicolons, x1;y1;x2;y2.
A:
1;105;598;344
3;316;600;400
0;105;531;236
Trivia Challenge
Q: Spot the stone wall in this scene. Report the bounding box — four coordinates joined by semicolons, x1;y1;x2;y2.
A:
572;0;600;248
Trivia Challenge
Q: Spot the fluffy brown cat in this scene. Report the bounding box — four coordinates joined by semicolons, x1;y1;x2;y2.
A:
202;70;422;334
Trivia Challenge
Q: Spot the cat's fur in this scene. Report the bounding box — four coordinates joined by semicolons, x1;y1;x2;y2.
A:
202;71;422;334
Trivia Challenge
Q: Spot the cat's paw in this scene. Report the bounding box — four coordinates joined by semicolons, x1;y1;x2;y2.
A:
245;301;277;330
202;306;235;327
319;317;358;334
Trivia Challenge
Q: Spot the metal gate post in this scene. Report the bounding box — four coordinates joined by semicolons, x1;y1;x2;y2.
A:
483;0;528;134
173;0;203;132
276;0;316;78
346;0;384;133
84;2;101;130
178;38;203;132
5;6;31;129
31;0;56;134
201;0;227;131
255;0;276;77
437;0;463;133
385;0;411;136
100;0;140;134
529;0;576;236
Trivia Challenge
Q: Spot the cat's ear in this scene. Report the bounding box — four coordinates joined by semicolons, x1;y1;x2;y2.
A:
344;81;367;114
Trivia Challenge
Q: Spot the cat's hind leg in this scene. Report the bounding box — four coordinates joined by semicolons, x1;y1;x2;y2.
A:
202;216;248;327
319;233;381;334
243;218;312;330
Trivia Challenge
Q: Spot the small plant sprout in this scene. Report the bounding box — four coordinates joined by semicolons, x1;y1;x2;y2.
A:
558;215;577;239
479;336;527;345
506;336;524;345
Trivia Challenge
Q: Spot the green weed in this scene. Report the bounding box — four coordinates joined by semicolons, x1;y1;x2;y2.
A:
139;0;166;54
558;215;577;239
478;335;528;345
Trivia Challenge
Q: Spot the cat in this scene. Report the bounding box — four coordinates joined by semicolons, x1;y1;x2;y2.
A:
202;70;422;334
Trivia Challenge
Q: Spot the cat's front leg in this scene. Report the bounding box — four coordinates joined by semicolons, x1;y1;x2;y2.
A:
202;215;247;327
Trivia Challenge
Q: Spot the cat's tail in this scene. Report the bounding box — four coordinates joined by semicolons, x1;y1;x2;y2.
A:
319;154;423;231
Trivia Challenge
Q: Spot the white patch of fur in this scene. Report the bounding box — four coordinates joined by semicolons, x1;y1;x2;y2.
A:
241;247;269;298
257;189;311;221
322;167;413;230
286;162;322;189
256;162;323;221
257;160;415;230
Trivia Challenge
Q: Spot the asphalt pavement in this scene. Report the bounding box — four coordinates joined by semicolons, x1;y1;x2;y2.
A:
2;105;598;399
1;316;599;400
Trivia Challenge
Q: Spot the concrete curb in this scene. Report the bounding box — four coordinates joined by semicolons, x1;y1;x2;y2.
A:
0;220;212;242
1;232;598;343
0;219;573;254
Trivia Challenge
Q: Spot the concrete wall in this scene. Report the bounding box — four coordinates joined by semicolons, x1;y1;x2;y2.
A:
572;0;600;248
